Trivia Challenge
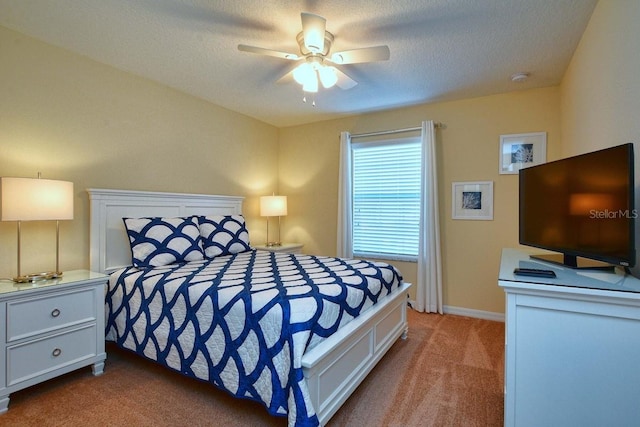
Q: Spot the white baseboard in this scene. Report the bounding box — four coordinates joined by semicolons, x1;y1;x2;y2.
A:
408;300;505;322
443;305;504;322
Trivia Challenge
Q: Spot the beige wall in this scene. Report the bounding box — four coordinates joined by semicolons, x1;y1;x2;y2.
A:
280;87;561;314
0;26;279;278
560;0;640;272
561;0;640;157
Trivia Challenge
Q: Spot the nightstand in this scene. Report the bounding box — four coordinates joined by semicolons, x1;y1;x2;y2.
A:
253;243;304;254
0;270;108;413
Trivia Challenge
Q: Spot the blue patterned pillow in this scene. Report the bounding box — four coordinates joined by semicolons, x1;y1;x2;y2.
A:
198;215;251;258
123;216;204;268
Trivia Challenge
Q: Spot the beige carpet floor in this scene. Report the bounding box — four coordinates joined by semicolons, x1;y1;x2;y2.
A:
1;310;504;426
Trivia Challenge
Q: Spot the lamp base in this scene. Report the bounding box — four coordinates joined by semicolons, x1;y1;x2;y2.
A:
265;242;282;247
13;271;63;283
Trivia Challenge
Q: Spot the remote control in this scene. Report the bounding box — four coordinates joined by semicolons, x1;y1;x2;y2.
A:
513;267;556;278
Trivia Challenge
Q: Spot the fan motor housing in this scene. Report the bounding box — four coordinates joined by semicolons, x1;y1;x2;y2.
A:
296;31;334;57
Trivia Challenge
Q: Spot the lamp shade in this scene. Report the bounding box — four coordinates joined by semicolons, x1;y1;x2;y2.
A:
260;195;287;217
0;177;74;221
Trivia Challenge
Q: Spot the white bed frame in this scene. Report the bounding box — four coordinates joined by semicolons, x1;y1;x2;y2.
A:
88;188;410;426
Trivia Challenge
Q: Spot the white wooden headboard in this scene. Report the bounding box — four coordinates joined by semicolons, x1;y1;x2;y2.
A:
87;188;244;273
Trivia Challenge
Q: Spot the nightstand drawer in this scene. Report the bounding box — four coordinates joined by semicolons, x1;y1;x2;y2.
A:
6;324;97;386
6;288;97;342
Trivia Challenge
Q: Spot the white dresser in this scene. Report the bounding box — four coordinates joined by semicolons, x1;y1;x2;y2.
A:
0;270;107;413
498;248;640;427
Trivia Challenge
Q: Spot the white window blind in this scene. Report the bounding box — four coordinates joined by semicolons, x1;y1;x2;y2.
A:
351;137;421;261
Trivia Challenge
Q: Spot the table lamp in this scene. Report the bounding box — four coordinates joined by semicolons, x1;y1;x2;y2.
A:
0;175;74;282
260;195;287;247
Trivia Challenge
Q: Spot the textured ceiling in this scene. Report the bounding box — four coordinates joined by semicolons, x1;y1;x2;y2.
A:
0;0;598;127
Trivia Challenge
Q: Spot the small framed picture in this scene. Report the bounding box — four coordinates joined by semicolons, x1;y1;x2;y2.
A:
452;181;493;220
499;132;547;174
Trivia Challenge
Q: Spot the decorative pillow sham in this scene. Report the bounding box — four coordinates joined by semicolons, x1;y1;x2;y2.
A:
123;216;204;268
198;215;251;258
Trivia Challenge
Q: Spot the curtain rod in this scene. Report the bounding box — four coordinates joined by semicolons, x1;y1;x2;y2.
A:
350;123;444;139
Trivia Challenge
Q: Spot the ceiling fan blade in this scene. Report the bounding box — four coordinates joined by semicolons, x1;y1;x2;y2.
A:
276;62;300;84
276;71;294;84
335;68;358;90
238;44;299;60
301;12;326;53
330;45;390;64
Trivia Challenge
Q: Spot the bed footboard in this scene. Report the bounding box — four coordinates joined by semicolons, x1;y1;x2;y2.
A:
302;282;411;425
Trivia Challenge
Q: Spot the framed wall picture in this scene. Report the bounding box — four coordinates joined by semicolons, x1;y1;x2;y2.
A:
452;181;494;220
499;132;547;174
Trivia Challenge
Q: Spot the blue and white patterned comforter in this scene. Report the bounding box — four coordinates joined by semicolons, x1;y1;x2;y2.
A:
105;249;403;427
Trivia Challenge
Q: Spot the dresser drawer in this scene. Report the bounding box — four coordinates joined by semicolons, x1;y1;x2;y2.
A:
6;288;97;342
6;324;97;386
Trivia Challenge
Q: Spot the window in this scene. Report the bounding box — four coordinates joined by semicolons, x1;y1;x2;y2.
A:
351;137;421;261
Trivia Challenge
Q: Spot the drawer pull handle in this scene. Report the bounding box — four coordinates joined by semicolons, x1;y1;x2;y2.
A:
52;348;62;357
51;308;61;318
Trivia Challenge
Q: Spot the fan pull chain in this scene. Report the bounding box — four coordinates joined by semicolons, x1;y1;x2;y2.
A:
302;94;316;107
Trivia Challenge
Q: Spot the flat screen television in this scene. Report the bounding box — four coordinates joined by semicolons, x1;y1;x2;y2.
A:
519;143;636;269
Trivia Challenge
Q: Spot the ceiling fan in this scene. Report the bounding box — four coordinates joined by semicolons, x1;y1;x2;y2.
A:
238;12;390;93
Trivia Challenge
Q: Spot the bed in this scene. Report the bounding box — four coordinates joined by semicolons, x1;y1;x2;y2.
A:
88;188;411;427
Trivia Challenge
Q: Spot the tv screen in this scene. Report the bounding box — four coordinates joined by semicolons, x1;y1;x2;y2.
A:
519;143;636;268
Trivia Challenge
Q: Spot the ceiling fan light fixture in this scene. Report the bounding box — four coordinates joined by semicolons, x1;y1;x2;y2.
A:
318;65;338;88
302;75;318;93
238;12;390;97
293;62;314;85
